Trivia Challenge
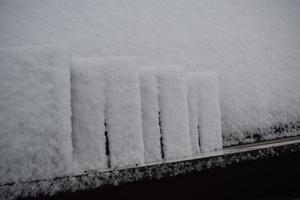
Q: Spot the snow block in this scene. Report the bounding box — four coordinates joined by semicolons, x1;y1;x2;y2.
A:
140;68;162;164
157;67;192;160
99;57;144;168
187;72;223;153
0;45;73;184
70;58;107;173
187;74;201;155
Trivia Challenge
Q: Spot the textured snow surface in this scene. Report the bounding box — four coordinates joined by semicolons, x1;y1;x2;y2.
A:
99;57;144;168
157;66;192;160
140;66;192;161
187;75;201;154
140;68;162;163
1;0;299;144
188;72;223;153
70;58;107;173
0;45;73;184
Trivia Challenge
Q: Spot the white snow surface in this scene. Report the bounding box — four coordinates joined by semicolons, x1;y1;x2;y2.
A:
70;58;107;173
156;66;192;160
140;68;162;163
97;57;145;168
0;0;299;143
188;72;223;153
0;45;73;184
187;75;201;155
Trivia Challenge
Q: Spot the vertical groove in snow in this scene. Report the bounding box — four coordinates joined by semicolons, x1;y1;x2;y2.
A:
188;72;223;152
103;73;111;168
67;56;75;166
140;68;163;163
157;66;192;160
156;73;165;160
104;119;111;168
70;67;76;162
70;58;107;173
103;58;144;168
187;73;202;154
197;123;201;151
158;111;165;160
155;74;165;160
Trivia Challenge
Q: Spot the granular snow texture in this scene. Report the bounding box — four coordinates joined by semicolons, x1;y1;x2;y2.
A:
1;0;299;145
187;75;201;155
70;58;107;173
188;72;223;152
99;57;144;168
140;68;162;164
0;45;73;184
157;66;192;160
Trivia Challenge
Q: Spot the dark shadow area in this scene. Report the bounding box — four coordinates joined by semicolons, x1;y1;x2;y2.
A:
33;151;300;200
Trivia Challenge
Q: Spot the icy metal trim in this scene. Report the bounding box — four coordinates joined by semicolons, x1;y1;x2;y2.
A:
1;135;300;200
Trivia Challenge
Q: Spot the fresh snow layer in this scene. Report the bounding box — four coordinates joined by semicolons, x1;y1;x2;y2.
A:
187;75;201;155
1;0;299;144
70;58;107;173
0;45;73;184
140;68;162;163
188;72;223;152
98;57;145;168
157;66;192;160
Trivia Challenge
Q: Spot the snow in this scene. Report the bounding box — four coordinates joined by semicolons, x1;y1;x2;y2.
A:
71;57;145;169
0;45;73;184
98;57;145;168
157;66;192;160
187;72;223;153
140;66;193;161
0;1;299;186
187;75;201;154
70;58;107;173
1;0;299;144
140;68;162;163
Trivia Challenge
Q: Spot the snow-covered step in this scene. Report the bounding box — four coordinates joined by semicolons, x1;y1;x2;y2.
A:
140;68;162;164
103;57;144;168
140;66;192;162
187;72;223;153
71;57;144;170
71;57;145;170
0;45;73;184
70;58;107;173
158;67;192;160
